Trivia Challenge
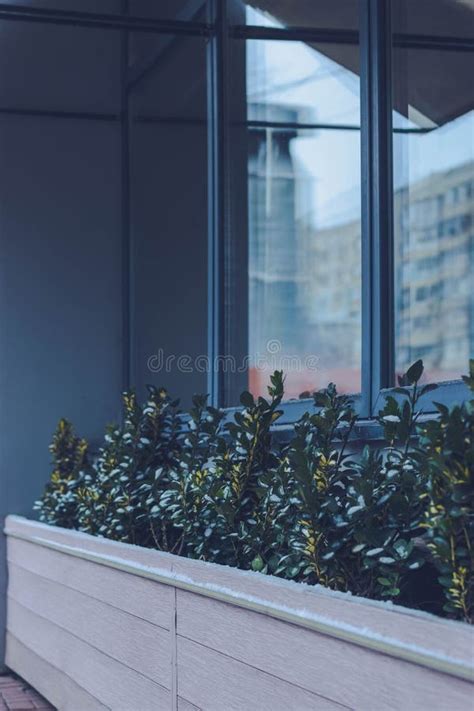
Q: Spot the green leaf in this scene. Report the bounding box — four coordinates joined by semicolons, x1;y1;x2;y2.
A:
239;391;255;408
365;547;384;557
251;554;265;572
392;387;410;397
405;359;424;385
420;383;438;397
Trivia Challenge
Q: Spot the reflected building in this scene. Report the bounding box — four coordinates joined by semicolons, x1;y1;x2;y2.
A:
395;161;474;381
307;160;474;385
304;213;361;393
248;128;473;392
247;109;362;397
248;103;313;360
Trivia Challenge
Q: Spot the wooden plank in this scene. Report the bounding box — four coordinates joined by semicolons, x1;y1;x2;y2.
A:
8;563;171;689
7;598;170;710
7;517;474;688
5;632;107;711
169;556;474;668
171;588;178;711
177;636;347;711
7;536;173;629
6;516;473;668
177;590;474;711
177;697;201;711
5;515;176;573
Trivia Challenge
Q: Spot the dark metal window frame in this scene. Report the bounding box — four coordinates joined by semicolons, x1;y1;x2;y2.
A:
0;0;471;422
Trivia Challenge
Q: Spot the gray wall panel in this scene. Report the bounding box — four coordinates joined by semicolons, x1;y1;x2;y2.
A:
130;122;208;405
0;115;123;664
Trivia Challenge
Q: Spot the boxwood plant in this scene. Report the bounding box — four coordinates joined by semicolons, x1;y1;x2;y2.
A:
35;360;474;623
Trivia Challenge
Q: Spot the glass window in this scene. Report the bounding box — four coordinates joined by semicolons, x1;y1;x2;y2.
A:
129;34;208;406
0;19;120;113
232;0;359;31
392;0;474;384
0;11;209;409
0;1;199;19
0;0;119;12
129;0;206;19
3;0;470;417
228;7;361;403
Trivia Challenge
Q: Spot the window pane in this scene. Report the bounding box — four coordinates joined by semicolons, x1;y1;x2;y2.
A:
129;0;207;19
392;0;474;384
0;0;199;19
228;26;361;403
0;0;119;12
0;20;120;113
129;34;208;406
0;14;208;409
231;0;359;31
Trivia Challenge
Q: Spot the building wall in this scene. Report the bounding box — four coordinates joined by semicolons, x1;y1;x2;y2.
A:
0;12;124;666
0;4;210;666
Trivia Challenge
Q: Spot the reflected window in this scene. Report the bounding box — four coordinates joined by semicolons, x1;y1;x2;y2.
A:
229;6;361;401
128;33;208;405
392;0;474;384
0;0;198;18
235;0;360;31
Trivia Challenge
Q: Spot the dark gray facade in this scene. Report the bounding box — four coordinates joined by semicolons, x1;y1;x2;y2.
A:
0;1;211;666
0;0;472;667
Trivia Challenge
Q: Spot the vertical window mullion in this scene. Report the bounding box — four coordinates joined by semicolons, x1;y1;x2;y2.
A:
120;0;131;396
207;0;229;407
360;0;395;416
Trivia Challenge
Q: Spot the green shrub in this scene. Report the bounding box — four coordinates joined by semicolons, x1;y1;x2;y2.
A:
34;418;89;529
75;387;181;545
418;360;474;622
35;361;474;623
269;384;357;588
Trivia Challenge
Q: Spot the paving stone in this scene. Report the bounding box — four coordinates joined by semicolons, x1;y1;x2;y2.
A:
0;676;54;711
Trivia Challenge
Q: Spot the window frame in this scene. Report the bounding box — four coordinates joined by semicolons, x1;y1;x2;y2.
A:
211;0;472;420
1;0;471;420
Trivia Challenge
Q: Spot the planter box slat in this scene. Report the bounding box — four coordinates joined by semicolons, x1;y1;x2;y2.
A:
6;633;107;711
4;516;473;710
6;516;472;665
7;598;170;710
177;635;342;711
7;536;174;629
8;562;171;688
177;696;201;711
168;555;473;665
176;589;473;711
5;514;178;574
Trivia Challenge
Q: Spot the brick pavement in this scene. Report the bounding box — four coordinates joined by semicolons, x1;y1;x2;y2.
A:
0;675;54;711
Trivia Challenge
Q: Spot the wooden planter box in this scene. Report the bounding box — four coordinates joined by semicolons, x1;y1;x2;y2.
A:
4;515;473;710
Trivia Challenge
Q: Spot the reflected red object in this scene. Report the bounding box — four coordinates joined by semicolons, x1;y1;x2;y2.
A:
248;366;361;399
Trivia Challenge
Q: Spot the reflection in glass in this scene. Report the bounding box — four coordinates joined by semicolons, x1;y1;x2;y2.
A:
0;0;197;19
243;33;361;399
393;1;474;383
128;34;208;405
235;0;359;31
